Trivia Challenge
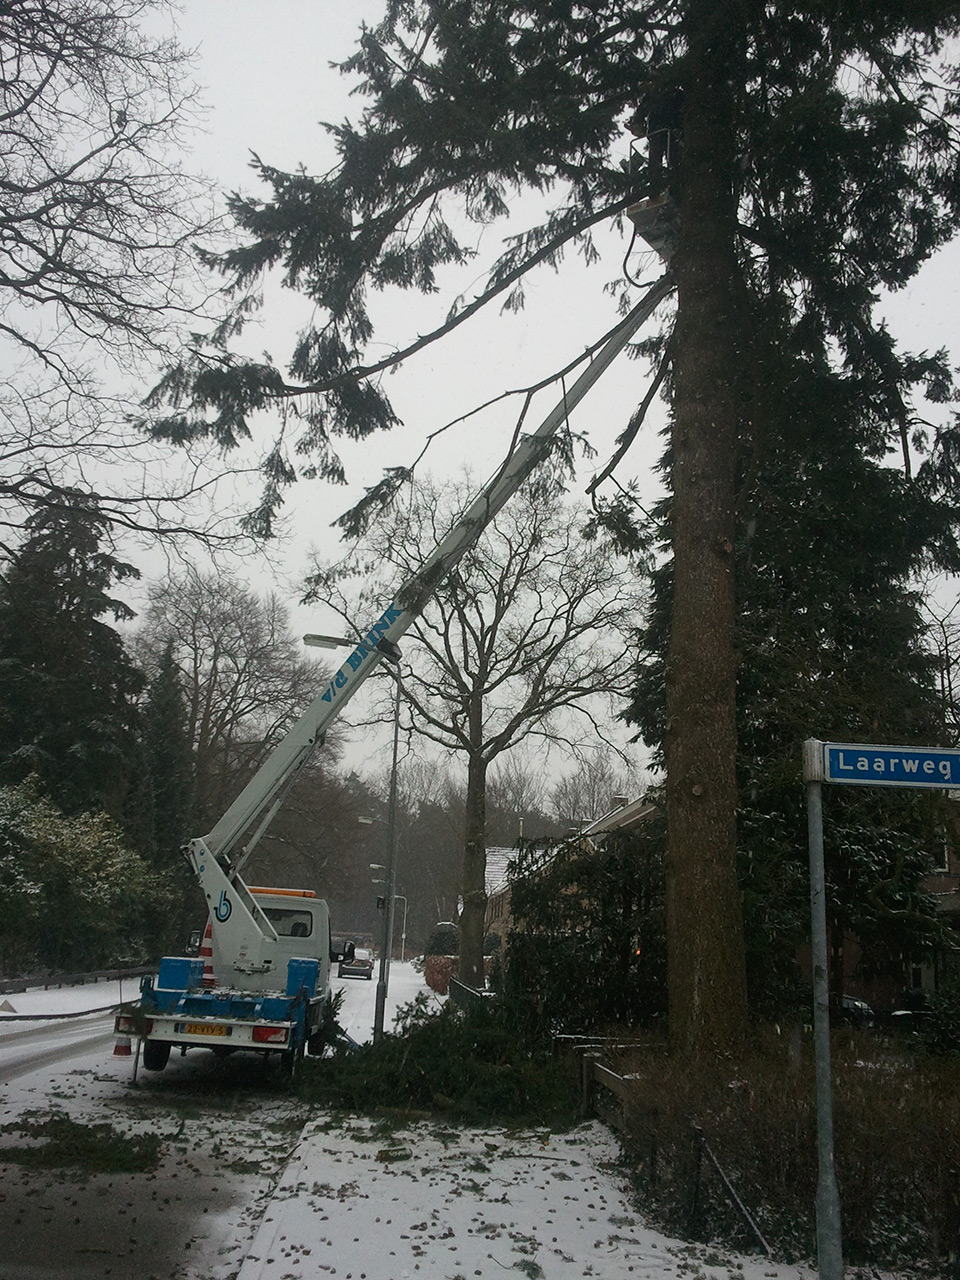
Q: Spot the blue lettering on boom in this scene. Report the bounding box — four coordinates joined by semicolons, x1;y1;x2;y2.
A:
317;604;404;706
347;646;368;671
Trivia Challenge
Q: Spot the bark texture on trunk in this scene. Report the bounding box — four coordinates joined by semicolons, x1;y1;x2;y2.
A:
459;747;488;988
666;0;749;1059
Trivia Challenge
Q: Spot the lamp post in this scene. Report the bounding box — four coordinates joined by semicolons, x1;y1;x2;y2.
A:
304;631;404;1040
374;662;402;1041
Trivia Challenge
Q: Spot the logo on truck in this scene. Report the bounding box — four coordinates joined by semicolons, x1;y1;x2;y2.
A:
215;890;232;922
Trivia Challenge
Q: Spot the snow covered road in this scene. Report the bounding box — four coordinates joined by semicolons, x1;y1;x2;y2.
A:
0;1011;115;1080
0;968;821;1280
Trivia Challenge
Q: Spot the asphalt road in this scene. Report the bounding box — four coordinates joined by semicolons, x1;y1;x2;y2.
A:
0;963;433;1280
0;1012;116;1082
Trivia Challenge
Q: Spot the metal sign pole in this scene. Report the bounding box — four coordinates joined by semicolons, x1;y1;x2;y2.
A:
800;734;960;1278
802;739;843;1280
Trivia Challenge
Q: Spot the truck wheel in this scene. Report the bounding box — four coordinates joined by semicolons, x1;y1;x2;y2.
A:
142;1039;171;1072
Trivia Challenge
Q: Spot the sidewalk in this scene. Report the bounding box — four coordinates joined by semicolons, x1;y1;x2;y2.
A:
0;976;820;1280
235;1114;815;1280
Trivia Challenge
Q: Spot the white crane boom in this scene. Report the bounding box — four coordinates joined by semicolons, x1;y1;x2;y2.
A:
197;268;674;880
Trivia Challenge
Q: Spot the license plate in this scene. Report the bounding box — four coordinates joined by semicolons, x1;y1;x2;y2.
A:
178;1022;229;1037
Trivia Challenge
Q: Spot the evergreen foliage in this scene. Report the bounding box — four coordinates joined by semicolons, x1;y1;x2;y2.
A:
630;425;954;768
0;495;147;832
503;820;666;1034
0;779;166;974
425;921;460;956
299;993;579;1125
140;639;202;946
629;332;958;1013
142;639;193;868
147;3;960;527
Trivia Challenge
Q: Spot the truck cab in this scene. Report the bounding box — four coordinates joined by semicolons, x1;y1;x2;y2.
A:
206;886;340;996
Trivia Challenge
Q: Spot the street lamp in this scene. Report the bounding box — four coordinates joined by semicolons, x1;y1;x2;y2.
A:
303;633;355;649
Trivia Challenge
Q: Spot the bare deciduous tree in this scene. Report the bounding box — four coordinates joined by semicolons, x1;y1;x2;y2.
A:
305;473;642;986
486;753;548;844
923;592;960;743
137;567;331;831
550;749;646;829
0;0;224;543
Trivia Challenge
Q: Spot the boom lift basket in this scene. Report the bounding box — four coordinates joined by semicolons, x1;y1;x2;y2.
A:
627;193;679;263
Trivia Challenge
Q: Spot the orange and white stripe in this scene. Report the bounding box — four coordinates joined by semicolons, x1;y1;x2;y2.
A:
200;921;217;987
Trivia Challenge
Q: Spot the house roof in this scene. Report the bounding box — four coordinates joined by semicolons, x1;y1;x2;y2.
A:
485;846;516;897
581;797;657;838
483;798;657;900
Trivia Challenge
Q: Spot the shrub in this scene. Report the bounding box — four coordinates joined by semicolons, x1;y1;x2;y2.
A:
919;953;960;1055
606;1026;960;1272
0;778;167;974
504;823;667;1035
298;993;579;1126
425;921;460;956
424;954;457;995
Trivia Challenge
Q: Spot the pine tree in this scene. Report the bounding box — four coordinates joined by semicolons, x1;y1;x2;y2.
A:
147;1;960;1056
142;640;193;867
0;494;146;828
629;338;957;1013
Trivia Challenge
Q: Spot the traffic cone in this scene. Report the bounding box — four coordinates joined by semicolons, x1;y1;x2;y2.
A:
113;1033;132;1057
200;921;216;988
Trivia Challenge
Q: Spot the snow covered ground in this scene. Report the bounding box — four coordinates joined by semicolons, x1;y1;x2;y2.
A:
0;968;824;1280
236;1113;819;1280
0;973;131;1023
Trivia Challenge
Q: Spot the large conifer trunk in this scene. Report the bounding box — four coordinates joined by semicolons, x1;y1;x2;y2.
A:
666;0;748;1057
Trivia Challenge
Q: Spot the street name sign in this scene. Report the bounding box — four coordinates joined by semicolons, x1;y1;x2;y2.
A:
804;739;960;789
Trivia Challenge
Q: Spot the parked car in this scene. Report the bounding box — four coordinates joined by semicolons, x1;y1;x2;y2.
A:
831;995;874;1029
338;946;375;980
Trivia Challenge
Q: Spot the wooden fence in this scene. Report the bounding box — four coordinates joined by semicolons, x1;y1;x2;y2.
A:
557;1034;773;1259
